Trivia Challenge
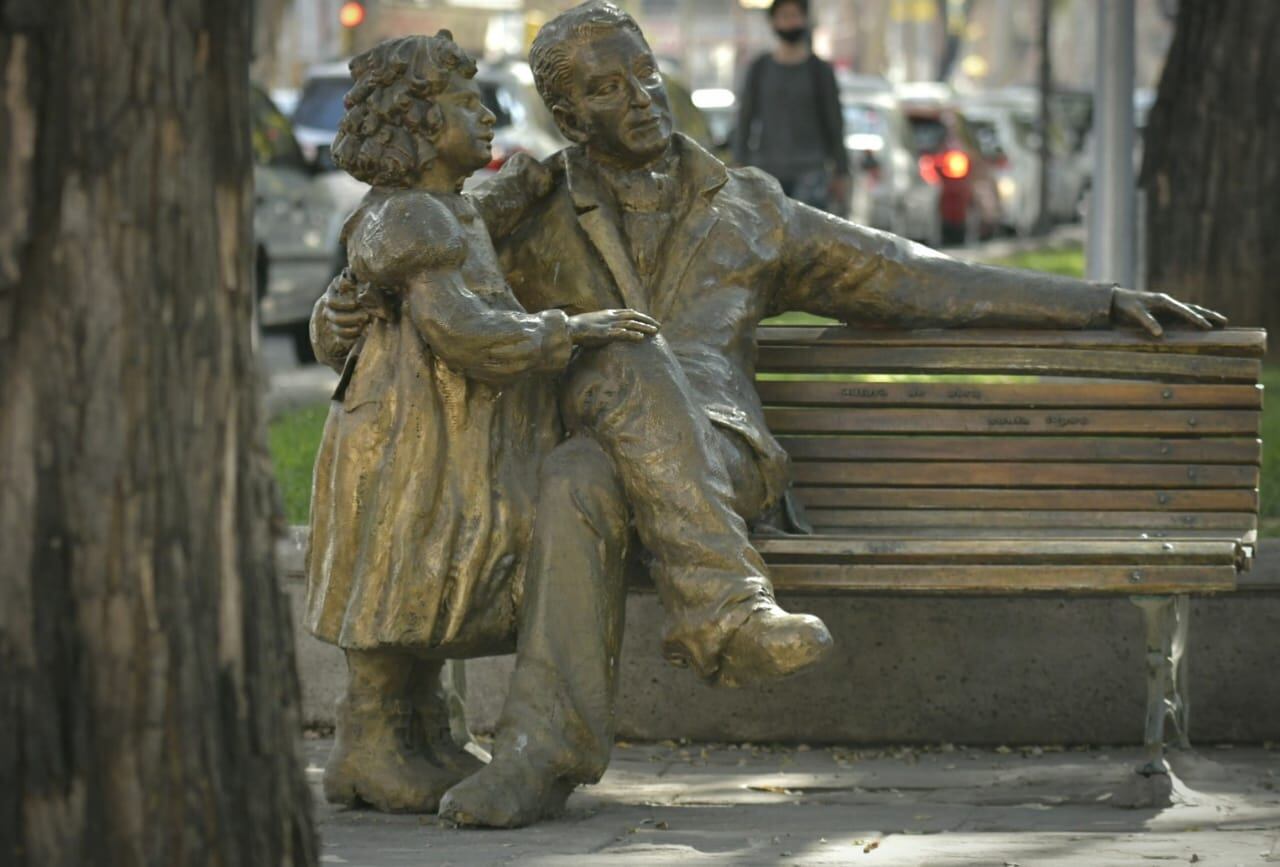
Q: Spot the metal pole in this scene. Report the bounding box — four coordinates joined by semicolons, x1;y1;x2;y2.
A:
1035;0;1053;235
1087;0;1136;286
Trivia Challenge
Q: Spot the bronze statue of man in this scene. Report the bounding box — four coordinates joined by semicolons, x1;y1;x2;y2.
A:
314;1;1224;829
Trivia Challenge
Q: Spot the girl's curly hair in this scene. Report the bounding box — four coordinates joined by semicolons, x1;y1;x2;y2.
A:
332;31;477;187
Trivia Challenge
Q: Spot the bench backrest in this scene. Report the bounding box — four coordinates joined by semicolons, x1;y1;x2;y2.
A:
755;327;1266;547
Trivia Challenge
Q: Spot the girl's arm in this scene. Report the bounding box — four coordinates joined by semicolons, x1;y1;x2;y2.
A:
404;268;574;383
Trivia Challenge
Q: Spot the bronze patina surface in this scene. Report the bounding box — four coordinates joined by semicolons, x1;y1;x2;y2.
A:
306;31;659;813
308;2;1225;828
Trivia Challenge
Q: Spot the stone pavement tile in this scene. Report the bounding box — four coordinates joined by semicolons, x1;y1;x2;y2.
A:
305;740;1280;866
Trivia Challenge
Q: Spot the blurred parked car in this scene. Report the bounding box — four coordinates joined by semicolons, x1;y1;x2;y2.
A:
899;95;1003;244
293;59;567;183
961;90;1089;235
843;92;943;247
269;87;299;118
960;102;1036;236
251;85;347;359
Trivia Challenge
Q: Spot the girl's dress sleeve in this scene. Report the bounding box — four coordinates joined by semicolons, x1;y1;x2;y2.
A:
348;192;573;383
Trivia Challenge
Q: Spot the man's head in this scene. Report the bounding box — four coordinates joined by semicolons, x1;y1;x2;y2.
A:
769;0;810;44
332;32;495;187
530;1;673;169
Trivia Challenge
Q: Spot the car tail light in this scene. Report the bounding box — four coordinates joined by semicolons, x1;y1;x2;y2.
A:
938;149;970;179
917;155;941;185
486;144;529;172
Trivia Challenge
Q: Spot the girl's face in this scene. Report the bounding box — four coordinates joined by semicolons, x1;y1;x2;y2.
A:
431;75;498;180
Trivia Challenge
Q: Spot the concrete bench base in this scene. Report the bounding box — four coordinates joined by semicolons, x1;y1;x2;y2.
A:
286;537;1280;745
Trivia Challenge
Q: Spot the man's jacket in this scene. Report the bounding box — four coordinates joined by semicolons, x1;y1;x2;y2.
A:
486;134;1116;512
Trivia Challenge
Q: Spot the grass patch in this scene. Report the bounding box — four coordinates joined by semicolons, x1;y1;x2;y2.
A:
760;310;838;327
269;403;328;525
989;243;1086;278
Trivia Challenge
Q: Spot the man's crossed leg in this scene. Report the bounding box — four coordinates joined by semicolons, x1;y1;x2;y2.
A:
440;336;832;827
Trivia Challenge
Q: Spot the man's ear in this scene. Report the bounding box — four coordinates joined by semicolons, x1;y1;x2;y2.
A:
551;103;590;145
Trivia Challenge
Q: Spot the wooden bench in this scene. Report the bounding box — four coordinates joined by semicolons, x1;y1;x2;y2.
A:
749;324;1266;783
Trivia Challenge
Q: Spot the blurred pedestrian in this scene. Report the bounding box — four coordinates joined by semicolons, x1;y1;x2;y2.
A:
733;0;850;216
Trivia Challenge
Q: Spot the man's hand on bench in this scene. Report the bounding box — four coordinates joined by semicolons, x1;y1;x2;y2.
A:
1112;287;1229;337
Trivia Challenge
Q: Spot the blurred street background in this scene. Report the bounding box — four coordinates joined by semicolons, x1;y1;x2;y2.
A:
249;0;1276;542
249;0;1177;361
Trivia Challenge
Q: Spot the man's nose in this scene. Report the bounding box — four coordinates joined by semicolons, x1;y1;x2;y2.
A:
480;106;496;126
627;76;653;108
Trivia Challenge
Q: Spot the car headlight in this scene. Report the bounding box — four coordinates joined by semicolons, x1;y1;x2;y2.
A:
997;177;1018;200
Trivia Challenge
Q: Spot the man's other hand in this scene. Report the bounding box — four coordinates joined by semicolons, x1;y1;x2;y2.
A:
501;152;555;200
1111;287;1228;337
323;274;371;345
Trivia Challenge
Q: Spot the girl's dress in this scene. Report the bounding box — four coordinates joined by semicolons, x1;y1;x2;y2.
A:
305;188;571;656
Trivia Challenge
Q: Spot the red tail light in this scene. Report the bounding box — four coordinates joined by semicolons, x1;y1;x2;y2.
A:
486;144;528;172
938;149;970;179
918;155;941;185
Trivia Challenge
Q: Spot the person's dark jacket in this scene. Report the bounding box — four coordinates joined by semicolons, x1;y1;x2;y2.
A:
733;53;850;176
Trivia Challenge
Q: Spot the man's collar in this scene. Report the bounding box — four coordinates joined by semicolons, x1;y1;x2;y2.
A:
563;133;729;214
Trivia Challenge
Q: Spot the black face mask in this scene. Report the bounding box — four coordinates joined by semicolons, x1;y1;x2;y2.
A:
774;25;808;44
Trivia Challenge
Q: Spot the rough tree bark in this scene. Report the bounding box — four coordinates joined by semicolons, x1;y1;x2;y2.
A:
1;1;317;865
1142;0;1280;354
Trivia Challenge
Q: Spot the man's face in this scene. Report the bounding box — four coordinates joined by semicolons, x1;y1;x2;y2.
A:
431;75;497;178
771;2;809;37
556;28;673;168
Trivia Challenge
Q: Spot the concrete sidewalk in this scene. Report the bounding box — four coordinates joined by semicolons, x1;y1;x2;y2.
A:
307;739;1280;866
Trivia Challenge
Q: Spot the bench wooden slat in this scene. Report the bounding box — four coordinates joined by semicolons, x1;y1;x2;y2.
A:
774;526;1256;540
774;435;1261;465
801;509;1258;532
764;407;1259;435
792;487;1259;511
755;346;1262;382
755;537;1240;565
754;381;1262;410
789;462;1260;489
763;563;1239;594
755;327;1267;358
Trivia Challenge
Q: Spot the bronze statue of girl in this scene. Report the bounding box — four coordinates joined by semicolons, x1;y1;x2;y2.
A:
303;31;655;813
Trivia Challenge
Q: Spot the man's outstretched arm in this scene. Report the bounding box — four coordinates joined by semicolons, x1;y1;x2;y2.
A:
770;196;1225;333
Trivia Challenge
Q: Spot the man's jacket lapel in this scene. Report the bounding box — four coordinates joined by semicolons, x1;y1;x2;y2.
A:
651;137;728;322
563;149;650;314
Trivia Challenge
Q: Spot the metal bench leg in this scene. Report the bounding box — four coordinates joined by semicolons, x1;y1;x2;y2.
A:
442;659;490;761
1130;595;1191;777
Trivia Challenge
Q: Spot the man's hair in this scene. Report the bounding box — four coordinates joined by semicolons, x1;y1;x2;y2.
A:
331;31;477;187
769;0;808;17
529;1;647;112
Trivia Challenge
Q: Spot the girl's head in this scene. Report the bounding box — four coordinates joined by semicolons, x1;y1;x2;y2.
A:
332;31;496;188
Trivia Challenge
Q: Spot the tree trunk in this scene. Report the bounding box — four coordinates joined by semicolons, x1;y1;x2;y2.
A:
1;1;317;865
1142;0;1280;354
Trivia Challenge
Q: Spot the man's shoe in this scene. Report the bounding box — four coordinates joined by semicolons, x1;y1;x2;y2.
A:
438;755;573;828
714;606;833;688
